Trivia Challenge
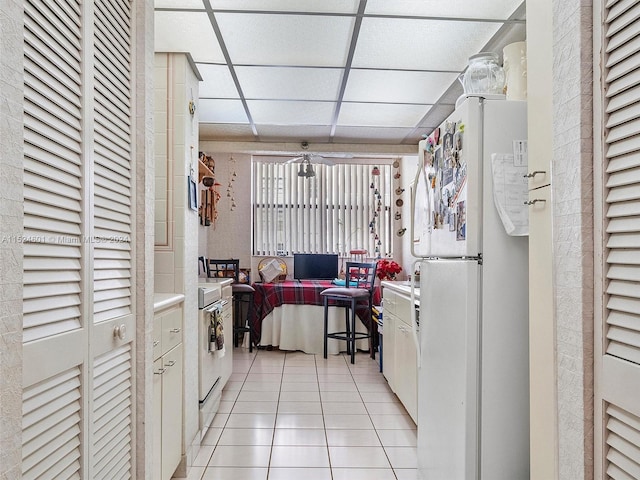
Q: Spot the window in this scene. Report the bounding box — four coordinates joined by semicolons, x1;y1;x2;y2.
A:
252;159;393;258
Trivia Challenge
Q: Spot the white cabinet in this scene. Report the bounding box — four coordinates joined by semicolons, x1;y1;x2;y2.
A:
382;288;418;423
153;304;184;480
383;307;397;391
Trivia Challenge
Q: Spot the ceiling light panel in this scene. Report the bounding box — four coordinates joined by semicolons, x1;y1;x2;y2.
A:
155;0;204;9
256;125;332;142
344;70;459;104
210;0;359;14
235;66;342;101
197;64;240;98
215;13;354;66
247;100;335;125
198;99;249;123
353;17;503;71
338;103;431;128
334;126;420;144
365;0;524;20
155;11;225;63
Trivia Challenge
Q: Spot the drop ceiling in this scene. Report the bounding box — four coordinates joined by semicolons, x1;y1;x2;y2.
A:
154;0;526;153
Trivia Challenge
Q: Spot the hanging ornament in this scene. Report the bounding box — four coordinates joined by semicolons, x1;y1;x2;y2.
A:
371;166;380;175
370;182;375;189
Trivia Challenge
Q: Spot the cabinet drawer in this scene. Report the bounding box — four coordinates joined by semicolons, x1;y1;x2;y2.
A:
382;288;397;315
161;307;183;353
394;293;413;327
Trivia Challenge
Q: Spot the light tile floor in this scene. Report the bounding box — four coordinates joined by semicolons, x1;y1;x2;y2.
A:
186;348;418;480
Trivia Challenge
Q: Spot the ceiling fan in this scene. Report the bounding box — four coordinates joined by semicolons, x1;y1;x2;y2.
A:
282;142;354;177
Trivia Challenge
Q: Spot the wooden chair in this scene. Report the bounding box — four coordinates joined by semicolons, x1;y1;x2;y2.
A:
207;259;255;351
320;261;377;364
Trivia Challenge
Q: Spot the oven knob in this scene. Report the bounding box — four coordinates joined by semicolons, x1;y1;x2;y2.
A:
113;324;127;340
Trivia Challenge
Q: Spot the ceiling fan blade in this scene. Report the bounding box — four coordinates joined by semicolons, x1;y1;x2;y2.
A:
285;155;304;164
309;155;336;166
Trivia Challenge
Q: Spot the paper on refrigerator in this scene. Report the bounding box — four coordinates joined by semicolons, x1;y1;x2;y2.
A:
491;153;529;236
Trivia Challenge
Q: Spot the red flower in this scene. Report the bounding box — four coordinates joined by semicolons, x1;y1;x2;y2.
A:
376;259;402;280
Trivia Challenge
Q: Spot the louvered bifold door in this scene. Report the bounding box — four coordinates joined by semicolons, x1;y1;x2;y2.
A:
22;0;137;478
90;0;135;478
22;0;85;478
599;0;640;476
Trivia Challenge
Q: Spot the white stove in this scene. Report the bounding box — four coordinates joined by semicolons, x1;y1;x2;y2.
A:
197;283;231;438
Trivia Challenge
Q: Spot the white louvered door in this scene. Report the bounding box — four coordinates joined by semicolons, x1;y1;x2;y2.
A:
596;0;640;476
22;0;137;478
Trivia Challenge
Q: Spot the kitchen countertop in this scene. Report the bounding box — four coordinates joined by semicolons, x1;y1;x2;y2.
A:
198;277;234;287
381;280;420;304
153;293;185;312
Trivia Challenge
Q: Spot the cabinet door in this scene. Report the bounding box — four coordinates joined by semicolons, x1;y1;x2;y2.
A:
383;312;397;391
153;358;163;480
162;344;183;480
396;321;418;423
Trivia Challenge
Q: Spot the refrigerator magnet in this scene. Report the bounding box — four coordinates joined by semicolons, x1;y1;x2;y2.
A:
396;199;404;207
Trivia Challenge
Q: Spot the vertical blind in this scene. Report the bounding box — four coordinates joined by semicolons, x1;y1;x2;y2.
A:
252;160;393;257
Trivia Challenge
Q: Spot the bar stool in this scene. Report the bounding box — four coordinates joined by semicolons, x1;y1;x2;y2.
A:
232;283;255;351
321;261;377;364
207;259;255;351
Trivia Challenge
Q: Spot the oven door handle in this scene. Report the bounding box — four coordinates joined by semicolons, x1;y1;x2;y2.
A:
204;302;221;314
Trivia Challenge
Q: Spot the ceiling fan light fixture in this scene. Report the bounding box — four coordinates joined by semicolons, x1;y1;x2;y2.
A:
305;164;315;178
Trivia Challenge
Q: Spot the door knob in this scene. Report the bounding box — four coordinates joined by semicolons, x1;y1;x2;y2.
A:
113;324;127;340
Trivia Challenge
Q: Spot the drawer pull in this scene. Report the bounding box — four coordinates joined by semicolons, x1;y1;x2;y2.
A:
153;340;160;347
523;170;546;178
165;360;176;367
524;199;546;206
154;368;167;375
169;328;181;333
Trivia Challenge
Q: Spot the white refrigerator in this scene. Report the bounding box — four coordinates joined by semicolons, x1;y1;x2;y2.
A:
411;95;529;480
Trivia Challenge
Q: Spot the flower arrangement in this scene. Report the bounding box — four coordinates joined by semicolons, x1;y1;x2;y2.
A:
376;258;403;280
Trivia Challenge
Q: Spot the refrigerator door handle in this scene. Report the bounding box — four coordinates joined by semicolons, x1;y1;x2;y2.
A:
410;258;421;368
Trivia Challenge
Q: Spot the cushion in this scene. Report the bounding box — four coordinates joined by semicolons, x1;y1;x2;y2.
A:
260;259;282;283
320;287;369;299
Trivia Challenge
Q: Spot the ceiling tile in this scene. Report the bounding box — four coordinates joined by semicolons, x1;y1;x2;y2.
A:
256;125;332;143
215;13;354;66
198;99;249;123
247;100;335;125
333;126;420;144
235;66;342;101
199;123;256;141
352;17;503;71
155;0;204;9
365;0;524;20
343;69;459;104
210;0;359;14
338;103;431;128
196;64;239;98
154;11;225;63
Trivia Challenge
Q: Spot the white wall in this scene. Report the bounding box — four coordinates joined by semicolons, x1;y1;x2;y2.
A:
198;152;255;278
153;52;201;475
551;0;595;477
0;0;25;477
398;154;419;280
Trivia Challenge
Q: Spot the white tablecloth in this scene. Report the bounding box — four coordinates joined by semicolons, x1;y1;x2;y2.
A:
257;304;369;355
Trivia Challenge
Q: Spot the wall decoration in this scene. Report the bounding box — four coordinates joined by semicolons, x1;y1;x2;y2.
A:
188;175;198;211
227;154;236;211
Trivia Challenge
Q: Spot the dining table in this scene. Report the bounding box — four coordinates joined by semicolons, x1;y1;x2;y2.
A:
250;280;373;351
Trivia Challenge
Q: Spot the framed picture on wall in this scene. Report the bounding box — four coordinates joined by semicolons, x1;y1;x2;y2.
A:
188;175;198;211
